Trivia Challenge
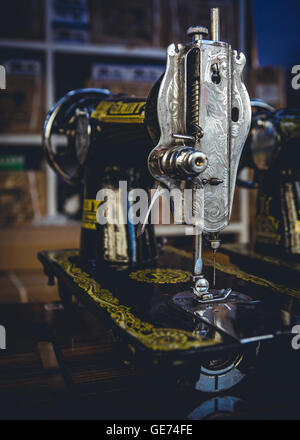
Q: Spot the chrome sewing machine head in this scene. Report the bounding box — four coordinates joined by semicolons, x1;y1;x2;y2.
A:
146;8;251;302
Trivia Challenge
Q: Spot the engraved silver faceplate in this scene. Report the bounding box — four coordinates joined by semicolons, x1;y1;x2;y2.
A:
148;39;251;233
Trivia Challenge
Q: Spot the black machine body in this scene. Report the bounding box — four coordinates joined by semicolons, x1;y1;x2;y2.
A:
43;88;161;272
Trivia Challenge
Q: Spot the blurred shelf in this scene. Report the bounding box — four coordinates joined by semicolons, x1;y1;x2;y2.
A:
54;43;165;60
0;134;42;145
0;40;166;60
0;39;47;51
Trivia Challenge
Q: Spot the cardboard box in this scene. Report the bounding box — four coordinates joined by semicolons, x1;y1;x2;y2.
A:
0;170;46;227
51;0;90;43
86;62;164;97
86;79;154;98
0;59;45;134
89;0;163;46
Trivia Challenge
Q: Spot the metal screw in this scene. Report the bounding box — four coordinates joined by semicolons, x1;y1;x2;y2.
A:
187;26;208;42
194;277;210;296
210;8;220;41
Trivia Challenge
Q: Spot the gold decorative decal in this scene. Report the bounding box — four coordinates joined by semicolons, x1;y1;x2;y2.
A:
165;245;300;299
255;195;281;245
280;118;300;139
82;198;102;230
48;250;215;352
91;101;146;124
129;268;191;284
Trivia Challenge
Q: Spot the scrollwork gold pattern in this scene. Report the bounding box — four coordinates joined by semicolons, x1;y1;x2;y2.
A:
48;250;215;351
129;268;191;284
165;245;300;298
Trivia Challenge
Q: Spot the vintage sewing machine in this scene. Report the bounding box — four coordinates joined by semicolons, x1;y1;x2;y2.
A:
38;8;299;405
223;100;300;289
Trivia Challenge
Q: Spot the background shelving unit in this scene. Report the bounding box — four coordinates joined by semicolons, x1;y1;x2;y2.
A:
0;0;249;242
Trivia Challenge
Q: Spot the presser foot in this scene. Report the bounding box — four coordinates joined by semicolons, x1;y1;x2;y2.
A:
192;274;233;304
193;287;233;304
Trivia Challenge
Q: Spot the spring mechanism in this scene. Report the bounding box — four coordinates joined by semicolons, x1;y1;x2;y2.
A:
186;48;203;145
191;80;200;129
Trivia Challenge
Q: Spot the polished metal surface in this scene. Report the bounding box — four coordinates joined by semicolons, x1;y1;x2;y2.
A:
187;26;209;41
172;290;289;343
188;396;244;418
210;8;220;41
148;25;251;234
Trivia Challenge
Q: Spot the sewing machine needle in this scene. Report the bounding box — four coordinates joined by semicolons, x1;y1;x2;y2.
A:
213;249;216;288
